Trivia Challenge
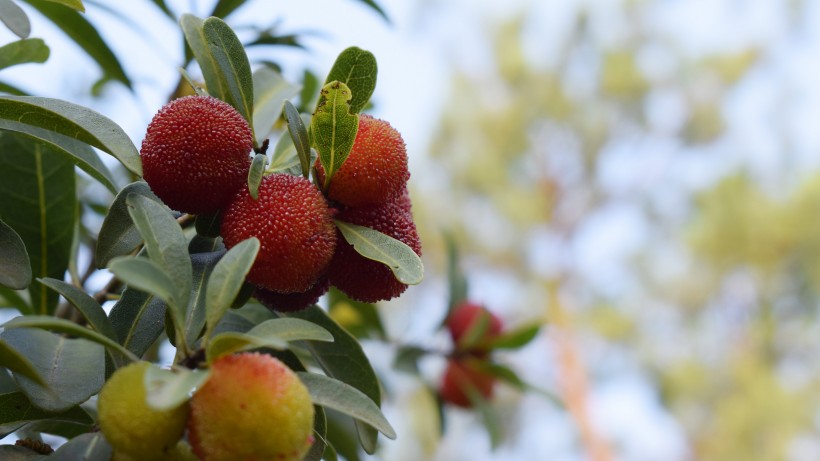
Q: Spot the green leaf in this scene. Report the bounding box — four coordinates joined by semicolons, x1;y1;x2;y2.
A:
144;366;210;411
206;317;333;361
108;256;178;309
248;153;266;200
36;278;115;341
325;409;362;461
0;118;117;193
304;406;328;461
0;340;44;386
49;432;111;461
2;315;138;362
125;194;192;324
298;69;319;112
0;0;31;38
204;238;259;342
0;218;31;289
444;233;467;323
392;345;426;374
0;444;46;460
284;100;310;178
39;0;83;11
327;287;385;340
0;390;92;435
312;81;359;189
280;306;383;454
0;96;141;175
321;47;377;114
181;14;226;98
253;67;299;146
0;38;48;71
210;0;246;18
350;0;389;23
0;286;31;314
0;328;103;411
202;17;254;140
469;385;502;449
109;287;166;357
184;246;224;349
298;372;396;439
0;134;76;314
0;80;27;96
335;220;423;285
149;0;174;19
95;181;162;268
23;1;129;89
484;324;540;350
267;129;299;174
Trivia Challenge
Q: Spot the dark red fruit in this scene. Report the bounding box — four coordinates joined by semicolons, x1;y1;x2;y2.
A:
327;195;421;303
439;358;496;408
220;174;336;293
140;95;253;214
254;277;330;313
314;115;409;207
447;301;503;351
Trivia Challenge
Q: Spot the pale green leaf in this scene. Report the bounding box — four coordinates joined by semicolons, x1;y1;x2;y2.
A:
0;218;30;289
0;0;30;38
335;220;423;284
248;153;266;200
0;38;48;71
284;100;310;178
253;67;299;145
144;366;210;411
204;237;259;341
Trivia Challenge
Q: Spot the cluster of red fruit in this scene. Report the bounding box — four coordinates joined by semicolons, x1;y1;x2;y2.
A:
139;95;421;311
440;301;504;408
98;353;314;461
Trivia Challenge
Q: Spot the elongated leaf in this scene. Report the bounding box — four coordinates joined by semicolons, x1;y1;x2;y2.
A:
312;82;359;188
126;194;192;321
194;212;221;238
0;286;30;314
203;17;254;139
298;372;395;439
23;0;128;88
37;278;115;340
206;331;288;361
267;129;299;174
0;80;27;96
49;432;111;461
0;390;92;431
485;324;540;350
0;38;48;71
40;0;83;11
248;318;334;343
444;233;467;322
210;0;245;18
351;0;389;23
144;366;210;410
0;218;30;289
321;47;377;114
149;0;174;18
305;406;328;461
204;238;259;341
2;315;138;362
284;100;310;178
184;247;223;348
0;134;76;314
108;256;178;308
0;96;141;175
0;119;117;193
96;181;161;268
0;0;30;38
0;340;44;385
248;153;266;199
335;220;423;284
109;288;166;357
1;328;103;411
181;14;227;99
253;67;299;145
281;306;382;453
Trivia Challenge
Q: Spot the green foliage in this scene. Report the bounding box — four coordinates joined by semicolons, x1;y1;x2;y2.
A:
312;81;359;189
0;218;31;290
335;220;424;285
319;47;378;114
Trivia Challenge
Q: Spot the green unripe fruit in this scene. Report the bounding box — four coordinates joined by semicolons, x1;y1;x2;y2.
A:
98;362;190;459
188;352;315;461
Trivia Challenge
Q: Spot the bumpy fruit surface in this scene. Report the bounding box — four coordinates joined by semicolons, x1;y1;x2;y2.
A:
140;95;253;214
314;115;409;207
254;276;330;313
327;195;421;303
447;301;503;351
220;173;336;293
98;362;189;459
439;358;496;408
188;352;315;461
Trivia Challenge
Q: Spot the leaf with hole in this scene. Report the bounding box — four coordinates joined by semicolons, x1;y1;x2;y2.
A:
312;81;359;189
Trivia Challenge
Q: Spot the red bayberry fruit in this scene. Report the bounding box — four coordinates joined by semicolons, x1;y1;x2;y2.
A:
254;277;330;313
188;353;314;461
327;195;421;303
140;95;253;214
314;115;409;207
220;173;336;293
440;358;496;408
447;301;503;351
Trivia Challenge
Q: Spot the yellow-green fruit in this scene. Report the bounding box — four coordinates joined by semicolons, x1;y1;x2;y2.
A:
112;441;199;461
98;362;190;458
188;352;315;461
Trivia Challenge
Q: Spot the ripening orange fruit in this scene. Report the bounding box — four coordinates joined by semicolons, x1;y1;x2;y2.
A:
188;353;315;461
